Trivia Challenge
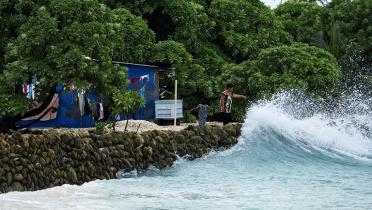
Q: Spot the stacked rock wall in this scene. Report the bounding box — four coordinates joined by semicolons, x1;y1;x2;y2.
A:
0;124;242;193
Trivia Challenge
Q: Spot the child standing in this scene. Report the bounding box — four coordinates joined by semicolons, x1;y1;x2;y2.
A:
190;98;208;126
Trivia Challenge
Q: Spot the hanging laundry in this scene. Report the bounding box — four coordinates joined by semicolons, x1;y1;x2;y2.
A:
22;84;29;95
77;92;85;116
30;84;35;100
128;77;141;84
22;83;35;100
140;75;149;81
128;74;150;84
99;103;104;120
83;96;92;116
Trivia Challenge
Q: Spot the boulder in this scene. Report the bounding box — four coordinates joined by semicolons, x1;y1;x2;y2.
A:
143;146;153;158
6;172;13;185
14;174;23;182
67;168;78;183
12;181;24;192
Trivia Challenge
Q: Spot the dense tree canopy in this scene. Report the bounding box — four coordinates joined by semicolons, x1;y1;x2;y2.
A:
1;0;129;118
220;44;341;100
0;0;369;124
339;42;372;91
322;0;371;55
275;1;322;45
111;8;155;63
210;0;291;62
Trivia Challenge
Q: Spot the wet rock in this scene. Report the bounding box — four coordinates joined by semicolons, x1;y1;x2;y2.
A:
134;135;144;147
14;174;23;182
0;167;4;176
39;157;46;166
154;136;164;143
22;135;30;148
6;172;13;185
123;159;132;169
67;168;78;183
1;157;9;163
16;165;23;172
143;146;153;158
12;181;24;192
0;140;10;155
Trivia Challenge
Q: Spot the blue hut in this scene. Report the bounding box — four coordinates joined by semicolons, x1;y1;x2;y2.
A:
116;62;160;121
17;63;160;128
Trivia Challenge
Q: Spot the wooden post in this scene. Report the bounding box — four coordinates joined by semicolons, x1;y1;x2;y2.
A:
174;80;178;127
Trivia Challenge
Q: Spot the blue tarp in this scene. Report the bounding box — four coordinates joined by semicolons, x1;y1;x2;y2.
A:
123;63;159;121
17;63;159;128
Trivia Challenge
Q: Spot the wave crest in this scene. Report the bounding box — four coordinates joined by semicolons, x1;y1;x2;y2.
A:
240;91;372;162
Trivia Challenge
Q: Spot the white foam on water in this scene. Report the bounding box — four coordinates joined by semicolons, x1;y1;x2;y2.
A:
240;91;372;160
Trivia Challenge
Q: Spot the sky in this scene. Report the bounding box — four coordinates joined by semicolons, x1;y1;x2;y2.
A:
261;0;285;8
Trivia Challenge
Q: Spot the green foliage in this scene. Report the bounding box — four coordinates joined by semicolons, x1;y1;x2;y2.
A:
95;121;113;134
275;1;322;44
210;0;291;62
111;8;155;63
339;42;372;91
112;90;145;116
0;0;131;119
312;21;347;59
321;0;372;56
193;43;231;97
183;111;197;123
159;0;214;53
0;94;29;117
221;44;341;100
231;100;247;123
102;0;158;15
151;40;192;65
110;0;214;54
0;0;40;72
150;40;211;99
112;90;145;131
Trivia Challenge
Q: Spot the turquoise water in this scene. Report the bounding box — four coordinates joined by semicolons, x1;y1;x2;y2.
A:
1;92;372;210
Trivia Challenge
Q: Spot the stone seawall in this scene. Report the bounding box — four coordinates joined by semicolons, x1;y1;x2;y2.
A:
0;124;242;193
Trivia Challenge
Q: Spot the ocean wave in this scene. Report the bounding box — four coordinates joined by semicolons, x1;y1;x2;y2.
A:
237;91;372;164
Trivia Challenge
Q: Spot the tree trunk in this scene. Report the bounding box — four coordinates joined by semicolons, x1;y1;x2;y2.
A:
125;113;129;132
113;121;116;132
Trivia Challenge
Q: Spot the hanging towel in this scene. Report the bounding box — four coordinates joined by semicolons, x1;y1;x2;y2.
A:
30;84;35;100
128;77;141;83
22;84;29;95
77;93;85;116
99;103;104;120
140;75;149;81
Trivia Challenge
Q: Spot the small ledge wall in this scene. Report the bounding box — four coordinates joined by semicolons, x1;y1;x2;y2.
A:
0;124;242;193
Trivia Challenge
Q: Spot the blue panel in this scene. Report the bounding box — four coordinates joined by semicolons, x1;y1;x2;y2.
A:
57;92;81;128
123;64;159;121
82;115;94;128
